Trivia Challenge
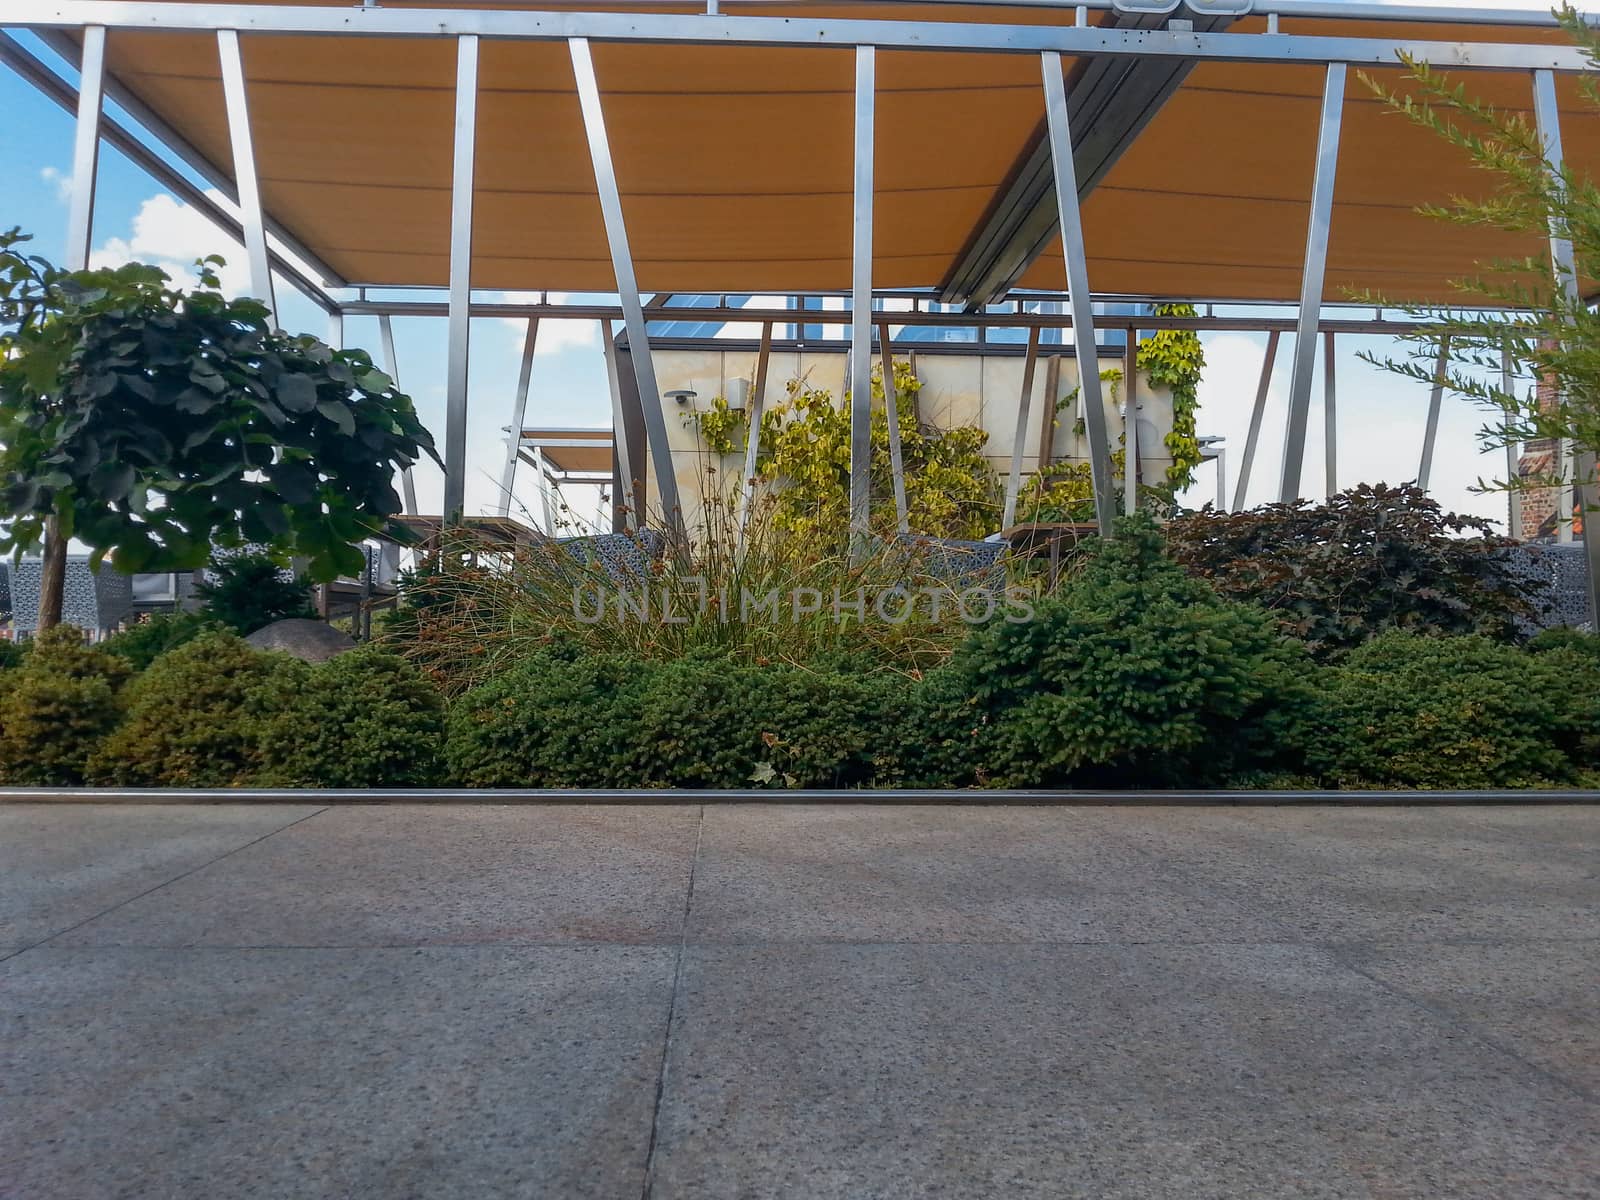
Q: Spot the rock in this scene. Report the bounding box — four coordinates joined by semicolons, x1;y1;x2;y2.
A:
244;618;356;663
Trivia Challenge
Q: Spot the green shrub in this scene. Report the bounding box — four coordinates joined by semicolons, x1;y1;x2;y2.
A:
196;553;315;635
88;631;306;786
0;626;131;785
1306;632;1600;788
0;638;28;671
101;611;212;671
1165;484;1540;660
617;656;910;788
446;643;637;787
1526;626;1600;660
258;647;446;787
909;515;1316;788
445;645;911;788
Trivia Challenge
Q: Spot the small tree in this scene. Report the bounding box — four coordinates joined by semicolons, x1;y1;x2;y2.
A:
1357;6;1600;507
0;229;437;628
195;552;316;635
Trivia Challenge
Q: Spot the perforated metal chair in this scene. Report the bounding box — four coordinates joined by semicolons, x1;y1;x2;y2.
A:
8;557;134;639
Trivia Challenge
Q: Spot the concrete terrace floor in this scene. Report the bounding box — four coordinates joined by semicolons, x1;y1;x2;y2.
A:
1;804;1596;1200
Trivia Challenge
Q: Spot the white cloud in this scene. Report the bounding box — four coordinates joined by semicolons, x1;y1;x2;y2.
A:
39;166;72;204
497;291;599;352
91;190;252;297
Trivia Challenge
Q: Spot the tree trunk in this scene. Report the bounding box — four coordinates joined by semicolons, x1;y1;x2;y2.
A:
36;516;67;632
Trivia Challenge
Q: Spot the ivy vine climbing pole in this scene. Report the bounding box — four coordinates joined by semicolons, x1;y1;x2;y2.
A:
1136;301;1206;493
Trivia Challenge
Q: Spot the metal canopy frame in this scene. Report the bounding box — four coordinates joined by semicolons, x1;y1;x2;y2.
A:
3;1;1594;606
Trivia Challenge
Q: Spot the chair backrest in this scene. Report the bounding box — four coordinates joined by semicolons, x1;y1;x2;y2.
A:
559;531;665;584
890;534;1007;587
1502;544;1592;633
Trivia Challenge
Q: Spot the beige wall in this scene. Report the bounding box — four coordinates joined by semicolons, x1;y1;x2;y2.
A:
645;347;1175;537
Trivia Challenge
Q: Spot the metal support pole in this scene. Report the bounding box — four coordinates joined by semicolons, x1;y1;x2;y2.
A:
570;37;685;542
1503;342;1520;539
1418;336;1449;491
1123;328;1138;516
63;25;104;271
849;45;876;545
217;29;276;324
1042;49;1115;534
497;317;539;518
1534;68;1599;616
1003;326;1042;530
1215;447;1228;512
1279;62;1345;502
600;319;639;528
878;320;909;535
734;321;773;551
1038;354;1061;471
377;314;418;516
1234;330;1279;512
442;34;478;522
327;310;344;351
531;445;558;535
1323;329;1337;498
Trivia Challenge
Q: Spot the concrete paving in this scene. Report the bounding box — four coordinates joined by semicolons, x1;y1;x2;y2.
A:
1;803;1596;1199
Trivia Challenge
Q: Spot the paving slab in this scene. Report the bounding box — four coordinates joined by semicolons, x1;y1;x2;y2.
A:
1072;806;1600;943
53;804;700;947
648;943;1593;1199
0;946;674;1200
0;804;323;947
1305;1096;1600;1200
686;805;1282;944
1340;941;1600;1098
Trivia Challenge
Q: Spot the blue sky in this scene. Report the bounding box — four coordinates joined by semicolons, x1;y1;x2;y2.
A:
0;7;1562;534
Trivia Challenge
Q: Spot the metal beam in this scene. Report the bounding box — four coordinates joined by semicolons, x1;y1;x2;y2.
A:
337;297;1451;338
1003;325;1042;530
1533;67;1600;621
497;317;539;519
878;320;910;536
941;9;1234;308
1417;336;1449;491
849;45;875;545
1123;326;1138;516
1503;341;1519;540
9;5;1594;72
600;319;639;529
1233;330;1279;512
442;33;478;520
570;36;684;541
62;24;103;271
216;29;275;323
1323;329;1337;498
1037;354;1061;471
377;315;419;516
530;445;557;534
1043;49;1115;535
1278;62;1345;502
733;321;772;552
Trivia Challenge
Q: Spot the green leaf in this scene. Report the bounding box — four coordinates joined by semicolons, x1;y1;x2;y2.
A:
275;373;318;413
270;461;318;506
317;400;356;437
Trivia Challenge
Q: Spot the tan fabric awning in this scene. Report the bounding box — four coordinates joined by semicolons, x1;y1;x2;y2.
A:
521;428;615;476
91;2;1599;302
